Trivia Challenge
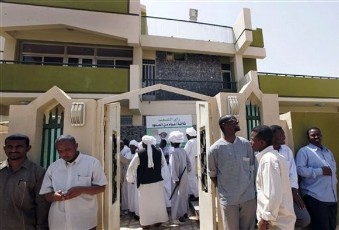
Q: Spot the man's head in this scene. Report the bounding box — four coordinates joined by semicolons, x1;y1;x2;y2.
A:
55;135;79;163
250;125;273;152
270;125;286;149
120;140;125;151
168;131;184;148
4;133;31;161
186;127;197;140
129;140;139;153
159;139;167;149
306;127;322;147
218;115;240;135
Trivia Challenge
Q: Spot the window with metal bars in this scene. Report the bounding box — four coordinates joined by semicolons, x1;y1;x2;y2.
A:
246;101;261;139
40;104;64;168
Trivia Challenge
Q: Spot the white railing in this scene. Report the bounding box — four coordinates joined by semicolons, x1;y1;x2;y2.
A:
142;16;234;43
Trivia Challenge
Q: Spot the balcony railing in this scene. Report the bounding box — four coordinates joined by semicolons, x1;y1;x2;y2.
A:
141;16;234;43
258;72;339;98
0;60;129;93
258;72;338;80
143;78;237;100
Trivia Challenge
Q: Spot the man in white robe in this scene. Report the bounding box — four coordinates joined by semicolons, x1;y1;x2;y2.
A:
184;127;199;200
127;140;140;219
126;135;168;228
120;140;131;213
168;131;191;224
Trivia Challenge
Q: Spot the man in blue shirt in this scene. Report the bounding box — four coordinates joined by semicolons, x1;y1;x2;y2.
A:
296;127;337;230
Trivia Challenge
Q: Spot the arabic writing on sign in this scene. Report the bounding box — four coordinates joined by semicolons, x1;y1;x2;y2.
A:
152;121;187;128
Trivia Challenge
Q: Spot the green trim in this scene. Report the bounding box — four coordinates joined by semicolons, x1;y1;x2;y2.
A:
3;0;129;14
251;28;264;48
259;75;339;98
0;64;129;93
243;58;257;75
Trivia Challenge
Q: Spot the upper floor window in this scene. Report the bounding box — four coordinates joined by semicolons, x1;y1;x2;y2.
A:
20;42;132;69
221;63;233;90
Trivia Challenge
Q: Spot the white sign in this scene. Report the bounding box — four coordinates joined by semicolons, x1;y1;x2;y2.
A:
146;115;193;145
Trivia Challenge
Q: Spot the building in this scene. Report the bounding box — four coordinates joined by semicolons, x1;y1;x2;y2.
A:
1;1;338;229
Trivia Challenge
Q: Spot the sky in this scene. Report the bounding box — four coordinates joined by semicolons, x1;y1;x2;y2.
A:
140;0;339;78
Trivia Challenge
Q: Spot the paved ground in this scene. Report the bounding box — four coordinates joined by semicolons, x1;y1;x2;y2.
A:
120;206;200;230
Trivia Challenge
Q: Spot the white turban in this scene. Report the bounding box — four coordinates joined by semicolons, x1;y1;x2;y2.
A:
186;127;197;137
168;131;185;143
129;140;139;148
142;135;155;168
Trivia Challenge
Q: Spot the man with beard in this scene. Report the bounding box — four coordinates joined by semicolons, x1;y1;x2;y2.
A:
207;115;256;230
296;127;337;230
0;134;50;230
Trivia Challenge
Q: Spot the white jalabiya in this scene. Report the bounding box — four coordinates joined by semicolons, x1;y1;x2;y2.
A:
120;145;132;211
256;146;296;229
126;152;169;226
184;137;199;197
127;152;139;215
160;148;172;207
169;147;189;221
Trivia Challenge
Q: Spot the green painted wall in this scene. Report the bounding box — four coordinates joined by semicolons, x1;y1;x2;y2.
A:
0;64;129;93
259;75;339;98
251;28;264;48
3;0;129;14
291;112;339;220
243;58;257;75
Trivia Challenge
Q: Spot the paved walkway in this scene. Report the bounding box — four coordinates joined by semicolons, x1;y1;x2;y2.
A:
120;206;199;230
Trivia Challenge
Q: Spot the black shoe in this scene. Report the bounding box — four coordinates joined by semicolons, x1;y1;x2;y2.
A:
183;213;188;219
178;217;186;222
153;223;162;227
134;214;140;220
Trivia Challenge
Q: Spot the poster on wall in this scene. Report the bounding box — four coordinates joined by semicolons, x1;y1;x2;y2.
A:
146;115;193;146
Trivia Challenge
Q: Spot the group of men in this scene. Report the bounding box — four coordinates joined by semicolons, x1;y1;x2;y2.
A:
0;134;107;230
208;114;337;230
121;128;199;228
1;115;336;230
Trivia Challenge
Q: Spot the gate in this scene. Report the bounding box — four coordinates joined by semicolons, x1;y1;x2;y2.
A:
40;104;64;168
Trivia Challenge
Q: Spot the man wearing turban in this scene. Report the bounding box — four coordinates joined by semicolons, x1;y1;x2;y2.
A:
168;131;191;224
127;140;140;220
184;127;199;201
126;135;168;228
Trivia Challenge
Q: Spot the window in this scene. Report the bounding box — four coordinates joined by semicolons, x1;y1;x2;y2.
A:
20;42;132;68
166;52;186;61
246;101;261;139
221;63;233;90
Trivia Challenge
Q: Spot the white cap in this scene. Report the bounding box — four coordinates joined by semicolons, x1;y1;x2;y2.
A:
186;127;197;136
168;131;185;143
129;140;139;147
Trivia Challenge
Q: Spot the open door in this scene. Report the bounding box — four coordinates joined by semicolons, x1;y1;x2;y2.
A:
196;101;217;230
103;103;121;230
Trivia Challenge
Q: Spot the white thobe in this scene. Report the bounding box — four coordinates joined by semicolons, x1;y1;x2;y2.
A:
120;145;132;211
126;153;169;226
162;163;172;207
127;153;139;215
169;147;190;221
256;146;296;229
184;138;199;197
